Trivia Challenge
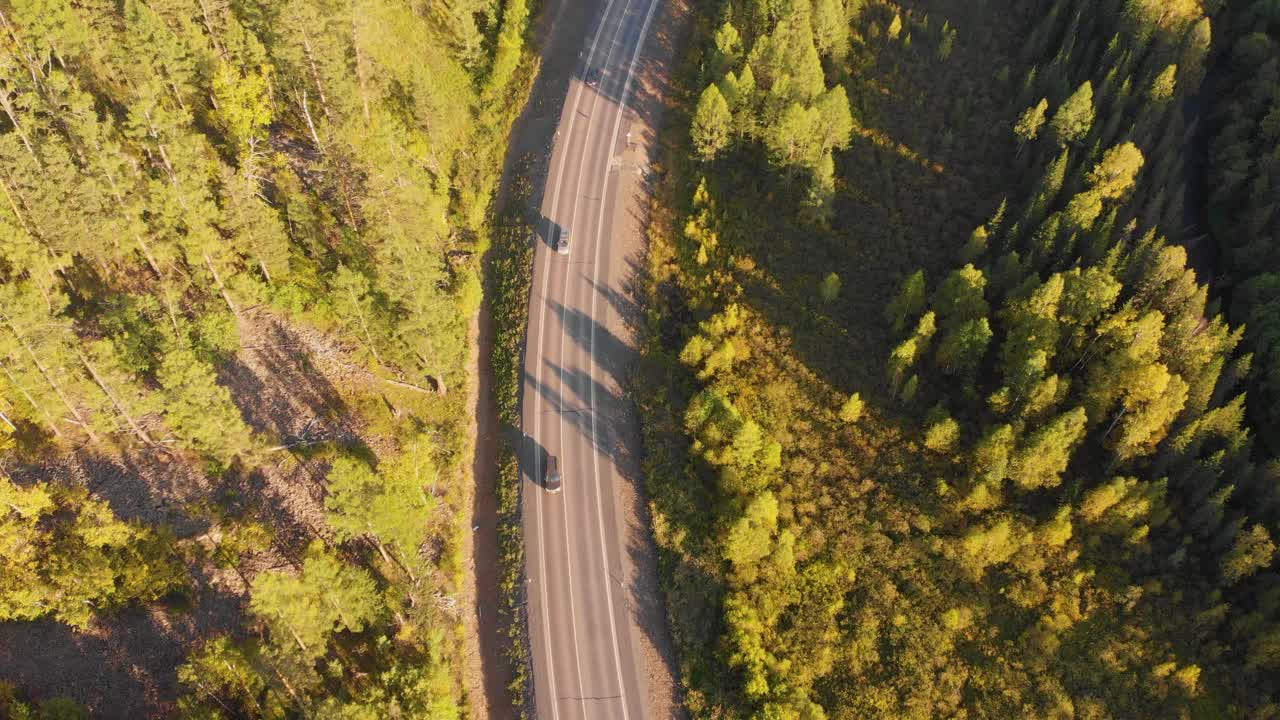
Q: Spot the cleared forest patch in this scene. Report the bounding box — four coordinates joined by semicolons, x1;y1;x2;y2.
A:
0;313;411;715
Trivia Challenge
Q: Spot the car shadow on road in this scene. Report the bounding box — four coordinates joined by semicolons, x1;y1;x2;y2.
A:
535;214;566;252
517;431;559;493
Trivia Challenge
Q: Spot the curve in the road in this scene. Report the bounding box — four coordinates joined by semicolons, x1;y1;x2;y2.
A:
531;2;619;716
524;0;658;718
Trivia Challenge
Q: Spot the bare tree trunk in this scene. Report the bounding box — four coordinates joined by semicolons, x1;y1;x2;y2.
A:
203;253;241;317
352;20;371;122
195;0;228;60
299;89;324;149
136;235;165;277
0;9;47;85
0;318;99;442
383;377;439;395
299;30;332;121
264;653;308;715
161;287;183;338
0;92;36;157
1;363;59;437
287;625;310;655
0;170;31;232
343;285;383;367
367;538;417;582
76;349;155;445
257;257;274;285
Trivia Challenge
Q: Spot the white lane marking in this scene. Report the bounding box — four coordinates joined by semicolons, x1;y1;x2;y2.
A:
531;1;624;717
552;0;638;716
583;0;659;717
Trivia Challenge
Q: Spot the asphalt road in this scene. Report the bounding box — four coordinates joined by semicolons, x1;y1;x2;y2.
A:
520;0;659;717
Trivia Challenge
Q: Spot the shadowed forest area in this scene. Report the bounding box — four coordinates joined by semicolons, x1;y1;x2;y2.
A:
0;0;535;715
638;0;1280;718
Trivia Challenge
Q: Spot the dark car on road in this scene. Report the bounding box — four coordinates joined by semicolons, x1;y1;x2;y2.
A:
544;455;563;492
585;67;602;88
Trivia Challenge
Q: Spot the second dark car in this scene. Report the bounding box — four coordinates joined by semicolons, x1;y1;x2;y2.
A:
544;455;563;492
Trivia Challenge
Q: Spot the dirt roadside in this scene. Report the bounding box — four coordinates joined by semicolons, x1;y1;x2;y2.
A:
463;0;694;717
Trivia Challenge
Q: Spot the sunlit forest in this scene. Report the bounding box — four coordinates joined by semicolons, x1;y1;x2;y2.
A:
639;0;1280;717
0;0;531;715
4;0;1280;716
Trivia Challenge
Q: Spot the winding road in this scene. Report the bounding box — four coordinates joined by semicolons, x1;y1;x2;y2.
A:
520;0;661;718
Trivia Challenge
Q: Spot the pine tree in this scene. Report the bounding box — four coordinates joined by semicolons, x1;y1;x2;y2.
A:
765;103;822;170
818;272;841;303
838;393;864;423
711;20;743;76
887;270;927;334
1149;64;1178;103
1014;98;1049;147
1008;407;1088;490
1222;524;1275;585
887;13;903;41
0;473;185;627
1049;81;1095;146
178;636;287;718
326;434;439;573
249;543;382;658
692;84;734;161
811;0;850;63
157;345;254;461
933;265;989;331
936;318;993;376
0;283;105;442
332;264;386;366
813;85;855;153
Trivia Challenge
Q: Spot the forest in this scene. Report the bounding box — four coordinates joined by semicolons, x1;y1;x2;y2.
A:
0;0;532;715
639;0;1280;718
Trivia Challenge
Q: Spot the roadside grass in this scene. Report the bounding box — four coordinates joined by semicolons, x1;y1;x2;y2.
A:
484;151;539;717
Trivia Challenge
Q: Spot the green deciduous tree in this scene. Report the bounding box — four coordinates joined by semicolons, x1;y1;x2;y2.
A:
211;63;273;153
724;491;780;572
